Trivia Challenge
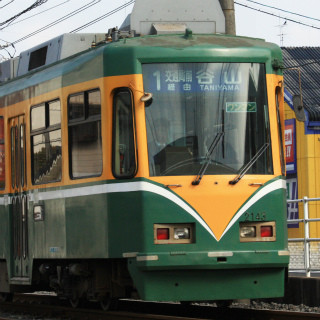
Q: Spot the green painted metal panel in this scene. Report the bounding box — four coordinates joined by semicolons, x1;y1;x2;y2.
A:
0;175;288;296
2;176;286;259
65;193;108;257
0;202;10;259
127;264;286;301
103;34;283;77
0;33;282;108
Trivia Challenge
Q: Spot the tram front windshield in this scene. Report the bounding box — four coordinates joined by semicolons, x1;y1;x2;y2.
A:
142;63;273;177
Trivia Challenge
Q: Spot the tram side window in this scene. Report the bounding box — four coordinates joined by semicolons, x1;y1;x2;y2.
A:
112;89;136;178
31;100;62;184
0;117;5;189
68;89;102;179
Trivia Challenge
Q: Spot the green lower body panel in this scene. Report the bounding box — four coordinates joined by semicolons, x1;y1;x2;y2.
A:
129;266;286;301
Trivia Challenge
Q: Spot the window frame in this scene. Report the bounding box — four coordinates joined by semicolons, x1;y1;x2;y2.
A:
20;123;26;188
276;86;285;176
0;117;5;190
30;99;62;185
11;126;16;189
112;88;137;179
67;88;103;180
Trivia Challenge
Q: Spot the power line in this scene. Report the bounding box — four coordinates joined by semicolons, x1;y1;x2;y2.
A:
70;0;135;33
244;0;320;23
0;0;14;10
235;1;320;31
2;0;71;29
0;0;48;28
1;0;101;48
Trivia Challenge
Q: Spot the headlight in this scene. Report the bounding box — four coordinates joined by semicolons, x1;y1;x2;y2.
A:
174;228;190;240
239;221;276;242
240;226;256;238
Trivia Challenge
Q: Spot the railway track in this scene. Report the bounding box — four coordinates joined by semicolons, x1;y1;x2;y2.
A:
0;296;320;320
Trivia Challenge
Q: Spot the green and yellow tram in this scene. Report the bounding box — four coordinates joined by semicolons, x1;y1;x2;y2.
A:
0;10;289;307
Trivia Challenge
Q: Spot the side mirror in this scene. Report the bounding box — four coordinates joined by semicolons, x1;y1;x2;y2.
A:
141;92;153;107
292;94;306;122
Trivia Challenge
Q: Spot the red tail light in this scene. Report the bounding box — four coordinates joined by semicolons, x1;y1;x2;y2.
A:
157;228;169;240
261;226;273;237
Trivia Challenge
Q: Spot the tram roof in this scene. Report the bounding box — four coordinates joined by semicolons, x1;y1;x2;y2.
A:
0;33;282;107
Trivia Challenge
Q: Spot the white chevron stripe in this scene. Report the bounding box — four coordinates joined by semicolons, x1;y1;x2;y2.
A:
1;179;286;241
32;181;216;240
219;179;286;239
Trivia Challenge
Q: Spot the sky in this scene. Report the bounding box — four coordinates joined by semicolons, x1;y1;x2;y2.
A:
0;0;320;60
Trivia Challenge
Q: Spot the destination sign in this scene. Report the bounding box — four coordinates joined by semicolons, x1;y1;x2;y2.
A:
143;63;244;93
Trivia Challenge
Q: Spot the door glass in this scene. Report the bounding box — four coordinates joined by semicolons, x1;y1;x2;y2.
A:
11;127;15;189
112;90;136;178
20;124;25;187
0;117;5;189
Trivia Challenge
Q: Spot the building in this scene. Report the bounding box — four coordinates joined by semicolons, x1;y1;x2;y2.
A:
283;47;320;271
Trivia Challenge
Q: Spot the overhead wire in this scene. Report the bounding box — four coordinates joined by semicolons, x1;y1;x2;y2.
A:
235;1;320;31
2;0;71;28
1;45;15;58
0;0;136;47
70;0;135;33
238;3;320;72
0;0;48;27
0;0;14;10
4;0;317;54
244;0;320;23
1;0;101;47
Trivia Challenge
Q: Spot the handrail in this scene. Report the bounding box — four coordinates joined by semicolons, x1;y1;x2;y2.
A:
287;196;320;277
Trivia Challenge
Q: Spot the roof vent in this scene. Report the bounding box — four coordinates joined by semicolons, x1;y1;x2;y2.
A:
120;0;226;35
16;33;106;77
29;46;48;71
0;57;19;83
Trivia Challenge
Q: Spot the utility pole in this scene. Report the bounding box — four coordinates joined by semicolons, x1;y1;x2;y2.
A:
219;0;236;35
277;17;287;47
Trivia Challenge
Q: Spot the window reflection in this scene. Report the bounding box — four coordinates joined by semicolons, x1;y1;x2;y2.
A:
113;90;136;178
68;89;102;178
49;100;61;126
32;130;62;184
31;100;62;184
143;63;272;177
88;90;101;118
31;104;45;131
70;122;102;178
69;93;85;120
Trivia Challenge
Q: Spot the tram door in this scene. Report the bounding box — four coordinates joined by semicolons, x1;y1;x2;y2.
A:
9;116;29;279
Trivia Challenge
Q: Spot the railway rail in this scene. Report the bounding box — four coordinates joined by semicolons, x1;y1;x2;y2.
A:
0;296;320;320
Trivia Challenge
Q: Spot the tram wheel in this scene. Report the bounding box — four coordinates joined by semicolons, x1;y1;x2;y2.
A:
216;300;232;308
0;292;13;302
69;297;82;308
100;295;118;311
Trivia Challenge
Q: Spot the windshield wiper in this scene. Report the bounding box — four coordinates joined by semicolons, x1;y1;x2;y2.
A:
192;132;224;186
229;143;269;185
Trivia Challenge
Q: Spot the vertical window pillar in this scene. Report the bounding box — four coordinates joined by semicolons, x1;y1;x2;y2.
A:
276;86;285;175
112;89;137;178
0;117;5;189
